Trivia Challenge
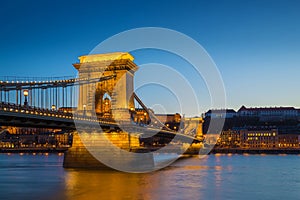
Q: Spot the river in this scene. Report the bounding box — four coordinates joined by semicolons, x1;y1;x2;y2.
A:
0;153;299;200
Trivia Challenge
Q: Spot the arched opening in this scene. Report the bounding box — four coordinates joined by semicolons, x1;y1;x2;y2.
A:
101;93;112;118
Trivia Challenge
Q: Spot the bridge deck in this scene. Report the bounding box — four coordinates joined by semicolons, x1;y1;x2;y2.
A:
0;102;198;142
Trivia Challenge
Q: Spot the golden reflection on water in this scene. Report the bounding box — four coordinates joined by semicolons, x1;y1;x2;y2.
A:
63;157;211;200
65;169;161;200
62;156;237;200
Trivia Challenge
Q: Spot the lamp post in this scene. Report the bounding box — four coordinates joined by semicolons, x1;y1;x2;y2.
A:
51;105;56;111
83;104;86;116
144;112;147;124
23;90;29;106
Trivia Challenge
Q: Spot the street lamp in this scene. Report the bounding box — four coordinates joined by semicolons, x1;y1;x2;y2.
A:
51;105;56;111
143;112;147;124
23;90;29;106
83;104;86;116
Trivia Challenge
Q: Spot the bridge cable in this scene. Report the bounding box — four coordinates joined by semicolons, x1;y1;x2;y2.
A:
133;92;173;132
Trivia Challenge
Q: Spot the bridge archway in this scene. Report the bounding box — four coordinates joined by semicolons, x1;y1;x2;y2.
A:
95;93;112;118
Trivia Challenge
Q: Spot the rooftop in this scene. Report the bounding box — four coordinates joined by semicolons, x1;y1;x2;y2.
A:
238;105;298;112
78;52;134;63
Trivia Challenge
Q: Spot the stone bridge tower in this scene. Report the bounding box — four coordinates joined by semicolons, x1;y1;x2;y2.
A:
73;52;138;121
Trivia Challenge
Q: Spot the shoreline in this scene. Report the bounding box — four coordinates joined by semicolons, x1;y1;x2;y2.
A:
1;147;300;155
210;148;300;155
0;147;68;153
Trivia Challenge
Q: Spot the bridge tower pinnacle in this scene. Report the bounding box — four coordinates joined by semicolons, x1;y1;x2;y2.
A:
73;52;139;121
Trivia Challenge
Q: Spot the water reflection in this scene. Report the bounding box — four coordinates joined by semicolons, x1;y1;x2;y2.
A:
64;167;205;200
63;157;210;200
65;170;152;200
1;154;300;200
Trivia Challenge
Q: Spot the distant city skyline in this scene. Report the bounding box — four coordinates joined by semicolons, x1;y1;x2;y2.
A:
1;0;300;115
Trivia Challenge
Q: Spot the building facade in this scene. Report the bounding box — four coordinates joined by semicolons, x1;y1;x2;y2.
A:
278;134;300;148
205;109;237;118
239;128;278;149
216;130;240;148
238;106;299;121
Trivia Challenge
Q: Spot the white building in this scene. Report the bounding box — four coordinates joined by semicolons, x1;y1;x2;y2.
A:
205;109;237;118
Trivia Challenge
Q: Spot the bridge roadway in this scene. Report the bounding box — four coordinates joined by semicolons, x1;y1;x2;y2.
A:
0;102;198;143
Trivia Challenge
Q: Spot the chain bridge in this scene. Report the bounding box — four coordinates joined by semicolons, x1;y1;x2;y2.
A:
0;52;203;169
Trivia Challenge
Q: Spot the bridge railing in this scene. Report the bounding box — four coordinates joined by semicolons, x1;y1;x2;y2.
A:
0;76;76;82
0;102;73;118
0;102;119;124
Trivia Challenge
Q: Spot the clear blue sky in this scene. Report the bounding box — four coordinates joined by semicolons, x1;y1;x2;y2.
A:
1;0;300;115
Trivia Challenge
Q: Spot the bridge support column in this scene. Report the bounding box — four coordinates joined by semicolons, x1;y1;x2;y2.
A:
73;52;138;121
63;132;110;169
183;117;204;154
195;118;204;140
63;131;155;171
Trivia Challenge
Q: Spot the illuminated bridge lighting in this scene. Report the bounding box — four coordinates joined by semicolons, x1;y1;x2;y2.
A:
0;71;199;145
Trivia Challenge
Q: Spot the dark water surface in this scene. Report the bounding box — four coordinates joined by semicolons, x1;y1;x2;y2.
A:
0;153;299;200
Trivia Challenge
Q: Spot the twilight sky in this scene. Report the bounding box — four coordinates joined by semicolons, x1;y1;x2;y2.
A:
0;0;300;115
